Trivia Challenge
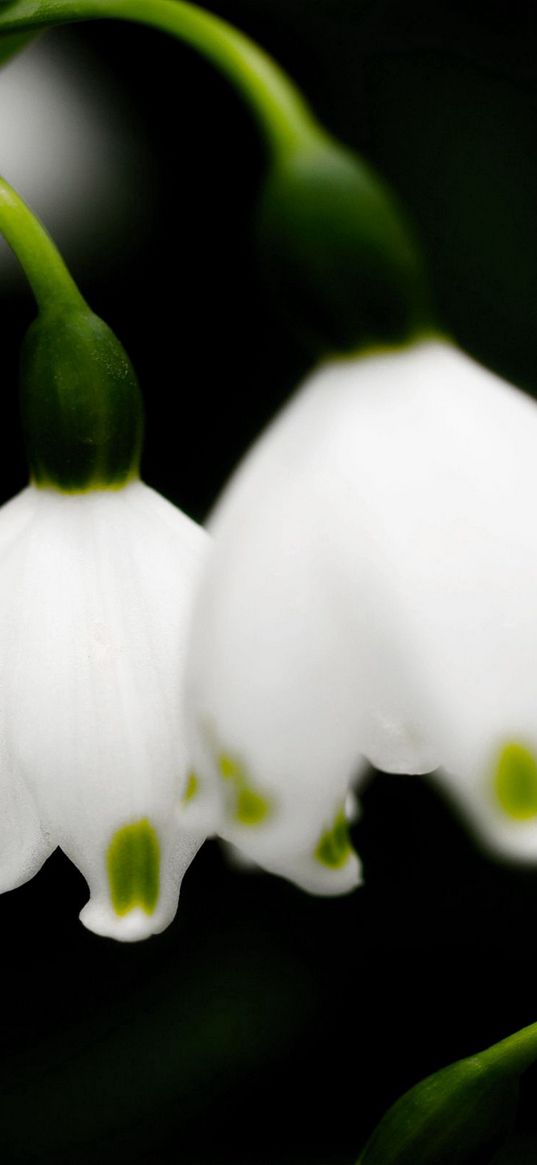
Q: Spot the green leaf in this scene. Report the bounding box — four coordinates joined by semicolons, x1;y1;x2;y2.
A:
358;1021;537;1165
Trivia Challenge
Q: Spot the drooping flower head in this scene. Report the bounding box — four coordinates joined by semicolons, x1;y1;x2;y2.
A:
185;335;537;887
0;178;209;940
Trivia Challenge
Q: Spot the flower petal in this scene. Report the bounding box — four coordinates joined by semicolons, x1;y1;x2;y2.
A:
0;489;54;890
0;749;52;891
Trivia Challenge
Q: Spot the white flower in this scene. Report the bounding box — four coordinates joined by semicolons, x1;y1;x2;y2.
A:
0;479;209;941
185;338;537;887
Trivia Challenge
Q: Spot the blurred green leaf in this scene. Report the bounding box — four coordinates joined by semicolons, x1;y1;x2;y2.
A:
358;1022;537;1165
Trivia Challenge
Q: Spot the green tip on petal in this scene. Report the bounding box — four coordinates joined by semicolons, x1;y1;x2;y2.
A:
218;754;243;783
235;785;271;826
217;752;272;826
493;741;537;820
107;819;160;917
182;771;199;804
315;808;353;868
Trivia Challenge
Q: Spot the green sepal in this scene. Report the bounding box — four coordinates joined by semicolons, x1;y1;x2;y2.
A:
20;306;144;491
357;1022;537;1165
257;138;431;356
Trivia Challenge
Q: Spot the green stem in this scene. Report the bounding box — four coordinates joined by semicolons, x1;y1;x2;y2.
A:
0;178;86;312
0;0;323;158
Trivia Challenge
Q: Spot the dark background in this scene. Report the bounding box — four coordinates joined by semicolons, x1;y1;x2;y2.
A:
1;2;537;1162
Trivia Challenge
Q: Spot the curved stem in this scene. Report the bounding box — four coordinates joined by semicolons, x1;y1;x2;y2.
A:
0;0;323;158
0;177;86;313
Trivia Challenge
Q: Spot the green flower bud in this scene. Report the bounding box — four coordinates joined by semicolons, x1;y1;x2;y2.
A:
256;139;431;354
358;1021;537;1165
20;306;144;492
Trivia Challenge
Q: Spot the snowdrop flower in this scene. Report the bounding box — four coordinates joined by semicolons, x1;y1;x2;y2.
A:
0;178;209;940
0;479;208;940
186;337;537;888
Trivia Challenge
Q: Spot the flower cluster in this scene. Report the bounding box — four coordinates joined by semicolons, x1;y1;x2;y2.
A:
1;331;535;941
0;3;533;944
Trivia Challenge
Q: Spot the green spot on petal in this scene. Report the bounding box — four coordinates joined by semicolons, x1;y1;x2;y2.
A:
236;785;270;825
183;771;199;804
107;819;160;916
494;742;537;821
219;754;243;782
315;808;352;868
218;752;271;826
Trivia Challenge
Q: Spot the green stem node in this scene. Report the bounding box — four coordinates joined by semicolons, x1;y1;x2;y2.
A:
0;177;143;491
21;306;143;491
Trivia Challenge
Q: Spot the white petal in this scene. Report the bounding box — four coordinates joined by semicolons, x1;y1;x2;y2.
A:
0;490;54;889
186;339;537;874
0;746;52;892
0;482;210;939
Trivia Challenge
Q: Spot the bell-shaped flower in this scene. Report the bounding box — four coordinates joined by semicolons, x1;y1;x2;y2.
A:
185;338;537;888
0;480;209;940
0;175;210;941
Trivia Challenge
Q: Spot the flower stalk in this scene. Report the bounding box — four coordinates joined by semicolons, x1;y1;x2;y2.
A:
0;176;84;314
0;0;432;350
0;0;320;160
0;176;143;490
